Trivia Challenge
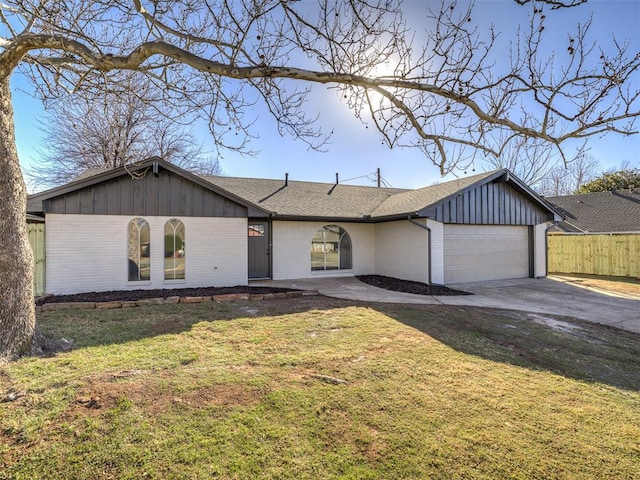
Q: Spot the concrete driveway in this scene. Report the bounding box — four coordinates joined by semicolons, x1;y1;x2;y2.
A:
253;276;640;334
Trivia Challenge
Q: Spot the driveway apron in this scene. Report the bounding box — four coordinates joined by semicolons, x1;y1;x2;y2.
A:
252;276;640;334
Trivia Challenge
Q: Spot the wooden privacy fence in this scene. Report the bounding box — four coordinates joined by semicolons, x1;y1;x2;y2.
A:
547;233;640;278
28;223;46;296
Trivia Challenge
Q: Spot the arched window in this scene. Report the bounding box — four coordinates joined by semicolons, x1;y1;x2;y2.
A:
128;218;150;281
164;219;185;280
311;225;352;271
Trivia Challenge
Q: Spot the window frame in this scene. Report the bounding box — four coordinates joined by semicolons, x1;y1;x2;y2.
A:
127;217;151;282
311;225;353;272
164;218;186;282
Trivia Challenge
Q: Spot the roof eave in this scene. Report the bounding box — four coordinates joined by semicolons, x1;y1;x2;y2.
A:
270;214;375;223
267;212;423;223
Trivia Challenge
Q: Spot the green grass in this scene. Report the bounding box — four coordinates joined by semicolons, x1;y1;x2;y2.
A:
1;297;639;479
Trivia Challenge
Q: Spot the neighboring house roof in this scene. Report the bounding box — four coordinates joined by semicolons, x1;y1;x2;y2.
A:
27;157;561;223
73;167;110;181
26;214;45;223
546;189;640;233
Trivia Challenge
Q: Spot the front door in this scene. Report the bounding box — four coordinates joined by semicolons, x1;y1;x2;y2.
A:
248;221;271;279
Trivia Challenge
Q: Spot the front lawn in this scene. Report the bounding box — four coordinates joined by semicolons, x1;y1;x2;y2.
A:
1;297;639;479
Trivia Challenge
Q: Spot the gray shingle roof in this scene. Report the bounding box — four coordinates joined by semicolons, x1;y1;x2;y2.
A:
73;167;110;181
203;170;498;219
29;157;555;222
546;190;640;232
202;175;407;218
371;171;496;217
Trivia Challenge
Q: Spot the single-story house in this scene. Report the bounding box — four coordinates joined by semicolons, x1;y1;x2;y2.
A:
26;157;562;295
545;189;640;233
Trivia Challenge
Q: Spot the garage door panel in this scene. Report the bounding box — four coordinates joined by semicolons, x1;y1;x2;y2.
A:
444;225;529;284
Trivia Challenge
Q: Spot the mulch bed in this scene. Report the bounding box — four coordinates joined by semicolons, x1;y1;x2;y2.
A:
35;285;298;305
356;275;472;296
36;275;471;305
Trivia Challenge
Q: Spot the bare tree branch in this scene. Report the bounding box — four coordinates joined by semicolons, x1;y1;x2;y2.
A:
26;74;222;189
0;1;636;175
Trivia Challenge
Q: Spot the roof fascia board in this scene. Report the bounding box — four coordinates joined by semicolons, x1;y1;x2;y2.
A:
270;213;417;223
271;215;375;223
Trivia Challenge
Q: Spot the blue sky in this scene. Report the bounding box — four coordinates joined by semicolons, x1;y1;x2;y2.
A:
12;0;639;192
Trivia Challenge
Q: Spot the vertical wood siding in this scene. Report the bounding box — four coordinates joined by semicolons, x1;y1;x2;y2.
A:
423;181;552;225
43;169;247;218
547;233;640;278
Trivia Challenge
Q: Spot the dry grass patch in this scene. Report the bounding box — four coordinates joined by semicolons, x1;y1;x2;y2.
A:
1;297;639;479
551;273;640;296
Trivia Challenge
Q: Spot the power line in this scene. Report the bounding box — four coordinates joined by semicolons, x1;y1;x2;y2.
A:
340;169;393;188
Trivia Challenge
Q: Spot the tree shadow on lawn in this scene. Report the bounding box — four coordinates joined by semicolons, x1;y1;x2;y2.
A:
375;303;640;392
36;295;356;349
36;295;640;392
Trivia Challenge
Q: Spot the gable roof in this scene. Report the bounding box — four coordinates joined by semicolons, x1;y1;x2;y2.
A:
205;168;561;222
28;157;561;223
27;157;270;217
546;189;640;233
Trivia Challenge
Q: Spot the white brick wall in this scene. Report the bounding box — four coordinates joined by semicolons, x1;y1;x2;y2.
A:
271;221;375;280
533;222;549;278
429;220;445;284
45;214;247;294
374;220;430;283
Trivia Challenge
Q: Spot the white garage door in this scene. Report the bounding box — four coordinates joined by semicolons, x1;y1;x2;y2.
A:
444;225;530;284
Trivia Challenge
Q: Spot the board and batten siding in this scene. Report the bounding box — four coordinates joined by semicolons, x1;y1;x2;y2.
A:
421;181;552;225
271;221;375;280
42;169;247;218
374;220;429;284
45;214;247;295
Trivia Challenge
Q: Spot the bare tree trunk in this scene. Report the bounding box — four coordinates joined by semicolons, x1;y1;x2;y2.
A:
0;77;37;360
